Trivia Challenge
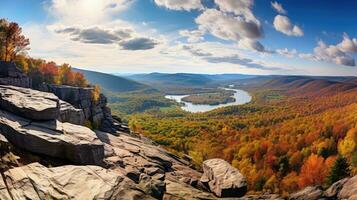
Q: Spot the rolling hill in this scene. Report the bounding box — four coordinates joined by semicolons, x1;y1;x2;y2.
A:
125;72;256;92
74;68;150;93
252;76;357;96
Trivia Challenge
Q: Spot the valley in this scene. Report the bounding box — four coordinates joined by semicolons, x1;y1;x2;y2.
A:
3;1;357;198
106;73;357;195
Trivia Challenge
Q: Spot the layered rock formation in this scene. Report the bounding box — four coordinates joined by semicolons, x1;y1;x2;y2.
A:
0;62;31;88
39;84;127;134
0;84;356;199
0;85;216;199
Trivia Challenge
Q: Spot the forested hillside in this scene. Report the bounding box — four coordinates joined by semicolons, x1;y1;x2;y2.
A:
74;68;149;92
129;76;357;195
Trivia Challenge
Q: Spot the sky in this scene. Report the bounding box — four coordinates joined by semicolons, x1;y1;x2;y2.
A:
2;0;357;76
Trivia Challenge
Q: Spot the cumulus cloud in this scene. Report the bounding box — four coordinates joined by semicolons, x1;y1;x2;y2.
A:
273;15;303;37
196;9;262;41
214;0;257;22
238;38;271;53
271;1;287;14
154;0;203;11
194;0;269;53
120;38;158;50
300;39;356;67
179;29;204;43
338;34;357;53
195;9;264;52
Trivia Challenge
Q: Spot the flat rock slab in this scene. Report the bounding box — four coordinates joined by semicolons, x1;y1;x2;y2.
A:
0;85;59;120
0;109;104;165
1;162;154;200
200;158;247;198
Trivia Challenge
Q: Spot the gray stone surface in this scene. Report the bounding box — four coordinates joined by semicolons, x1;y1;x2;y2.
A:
200;158;247;198
39;84;126;134
1;162;154;200
0;109;104;165
0;85;59;120
59;100;85;125
95;131;208;199
289;186;324;200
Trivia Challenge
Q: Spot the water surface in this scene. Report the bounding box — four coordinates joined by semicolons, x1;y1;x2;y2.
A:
165;88;252;113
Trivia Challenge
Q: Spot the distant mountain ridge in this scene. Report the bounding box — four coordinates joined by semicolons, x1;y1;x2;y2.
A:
73;68;150;93
125;72;256;89
255;76;357;96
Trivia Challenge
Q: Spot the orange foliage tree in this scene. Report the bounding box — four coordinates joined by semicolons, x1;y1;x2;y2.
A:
299;154;327;188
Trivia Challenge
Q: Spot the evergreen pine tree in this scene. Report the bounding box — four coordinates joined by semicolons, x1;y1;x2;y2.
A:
327;156;350;185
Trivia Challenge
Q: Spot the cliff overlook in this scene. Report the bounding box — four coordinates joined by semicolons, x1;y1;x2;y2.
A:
0;63;356;200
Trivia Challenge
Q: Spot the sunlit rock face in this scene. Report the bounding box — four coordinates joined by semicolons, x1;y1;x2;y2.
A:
200;158;248;198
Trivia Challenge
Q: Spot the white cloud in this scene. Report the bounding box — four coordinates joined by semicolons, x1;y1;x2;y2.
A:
276;48;297;58
195;9;264;52
337;34;357;53
214;0;257;22
179;29;204;43
300;40;356;67
154;0;203;11
181;44;281;71
273;15;303;37
271;1;287;14
47;0;133;25
237;38;270;53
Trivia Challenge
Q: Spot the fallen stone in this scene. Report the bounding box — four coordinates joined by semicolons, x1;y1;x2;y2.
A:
0;85;59;120
200;158;247;198
1;162;154;200
0;109;104;165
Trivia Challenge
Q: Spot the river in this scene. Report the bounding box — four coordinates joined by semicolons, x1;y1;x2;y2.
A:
165;88;252;113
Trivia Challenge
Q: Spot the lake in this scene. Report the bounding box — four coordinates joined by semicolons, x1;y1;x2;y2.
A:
165;88;252;113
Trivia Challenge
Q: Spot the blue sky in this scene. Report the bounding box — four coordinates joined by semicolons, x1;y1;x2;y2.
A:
2;0;357;75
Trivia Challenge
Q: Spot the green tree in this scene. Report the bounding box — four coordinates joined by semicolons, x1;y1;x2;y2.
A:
327;156;350;186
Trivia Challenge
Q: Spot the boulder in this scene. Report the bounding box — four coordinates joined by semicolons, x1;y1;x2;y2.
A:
0;85;59;120
338;175;357;200
289;186;324;200
1;162;154;200
200;158;247;198
0;109;104;165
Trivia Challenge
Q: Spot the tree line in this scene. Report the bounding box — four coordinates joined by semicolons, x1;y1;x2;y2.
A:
0;18;90;88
